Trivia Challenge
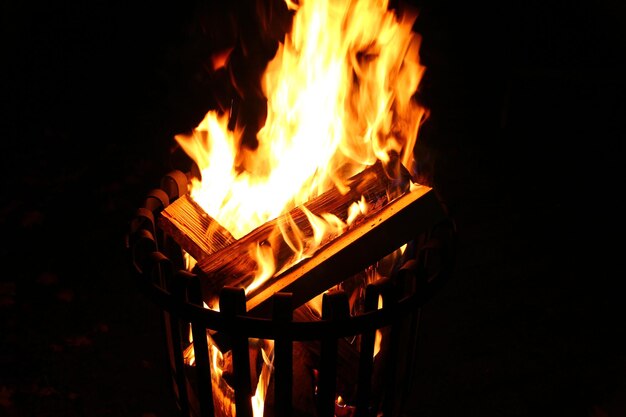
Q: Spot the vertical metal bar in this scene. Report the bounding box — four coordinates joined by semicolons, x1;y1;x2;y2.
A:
319;290;349;417
143;252;186;417
169;269;191;417
158;171;188;269
381;283;399;417
273;292;293;417
355;284;380;417
186;272;215;417
394;259;426;413
219;286;253;417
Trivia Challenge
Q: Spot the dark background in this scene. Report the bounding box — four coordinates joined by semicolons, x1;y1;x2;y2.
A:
1;0;625;416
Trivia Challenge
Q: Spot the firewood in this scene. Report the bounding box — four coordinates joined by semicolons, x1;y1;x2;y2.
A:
196;160;410;298
245;185;446;317
158;194;236;263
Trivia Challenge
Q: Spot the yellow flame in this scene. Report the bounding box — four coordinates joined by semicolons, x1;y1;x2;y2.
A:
210;343;225;379
399;243;407;254
301;206;347;249
183;343;195;366
347;196;368;225
278;213;306;259
374;294;384;357
183;251;197;270
246;242;276;294
182;302;215;367
251;340;275;417
175;0;426;288
306;292;325;318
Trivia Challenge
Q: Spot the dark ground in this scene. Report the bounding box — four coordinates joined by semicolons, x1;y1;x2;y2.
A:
1;1;625;416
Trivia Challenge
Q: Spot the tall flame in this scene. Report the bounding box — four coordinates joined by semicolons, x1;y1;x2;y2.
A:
175;0;426;248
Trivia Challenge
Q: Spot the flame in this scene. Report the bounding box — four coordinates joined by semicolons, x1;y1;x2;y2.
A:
175;0;427;287
183;301;215;367
184;324;195;366
373;294;384;357
186;330;275;417
246;243;275;294
306;291;326;317
176;3;426;411
346;196;368;225
183;251;197;271
251;340;274;417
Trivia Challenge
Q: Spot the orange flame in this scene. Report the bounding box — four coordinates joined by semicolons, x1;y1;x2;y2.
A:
175;0;427;288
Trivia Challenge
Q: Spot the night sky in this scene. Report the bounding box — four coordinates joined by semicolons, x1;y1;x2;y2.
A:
1;1;625;416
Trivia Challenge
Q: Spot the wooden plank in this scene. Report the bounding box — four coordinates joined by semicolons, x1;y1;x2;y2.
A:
157;194;236;264
355;283;382;416
246;186;447;317
196;161;410;295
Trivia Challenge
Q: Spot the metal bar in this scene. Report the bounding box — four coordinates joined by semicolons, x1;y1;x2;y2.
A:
319;290;350;417
381;283;400;417
355;282;384;417
273;292;293;417
394;261;423;414
169;270;191;417
187;272;215;417
219;287;253;417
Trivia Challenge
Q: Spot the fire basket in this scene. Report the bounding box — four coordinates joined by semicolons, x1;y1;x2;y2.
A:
126;1;455;415
126;166;455;417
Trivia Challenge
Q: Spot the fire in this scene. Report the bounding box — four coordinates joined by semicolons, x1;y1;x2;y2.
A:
175;0;427;287
175;0;427;414
186;332;274;417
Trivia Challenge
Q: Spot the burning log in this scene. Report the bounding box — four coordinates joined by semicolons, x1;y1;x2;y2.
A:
158;194;236;264
195;160;410;301
245;184;445;317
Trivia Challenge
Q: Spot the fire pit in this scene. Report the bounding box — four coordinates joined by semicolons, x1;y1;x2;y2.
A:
126;0;455;416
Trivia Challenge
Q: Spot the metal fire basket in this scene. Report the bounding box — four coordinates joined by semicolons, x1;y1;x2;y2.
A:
126;169;455;417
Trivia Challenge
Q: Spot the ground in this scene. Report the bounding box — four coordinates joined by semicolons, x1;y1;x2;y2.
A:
1;1;625;416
